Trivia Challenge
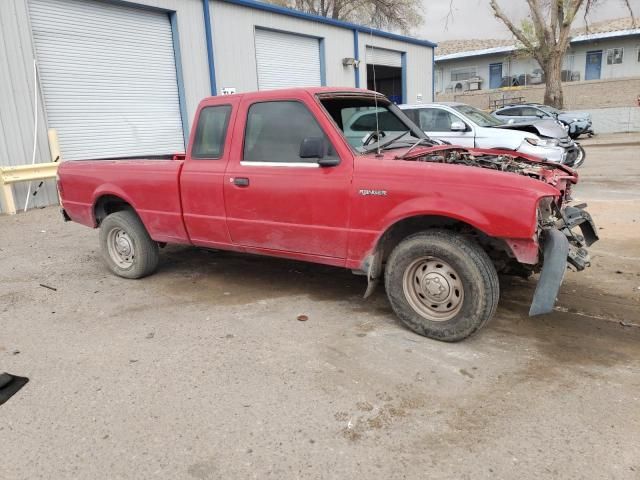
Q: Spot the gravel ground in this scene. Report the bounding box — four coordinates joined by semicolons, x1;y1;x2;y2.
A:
1;144;639;479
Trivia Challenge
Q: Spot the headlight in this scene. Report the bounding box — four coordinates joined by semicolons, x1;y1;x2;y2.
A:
537;196;556;226
525;137;559;147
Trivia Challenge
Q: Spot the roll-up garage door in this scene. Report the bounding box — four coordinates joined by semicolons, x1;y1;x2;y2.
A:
255;29;322;90
365;46;402;67
28;0;185;160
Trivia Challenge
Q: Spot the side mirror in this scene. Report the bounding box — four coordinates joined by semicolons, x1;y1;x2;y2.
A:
450;121;466;132
299;137;327;159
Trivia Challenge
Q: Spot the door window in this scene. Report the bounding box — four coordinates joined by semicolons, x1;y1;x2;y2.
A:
414;108;460;132
192;105;232;159
520;107;545;117
243;101;336;163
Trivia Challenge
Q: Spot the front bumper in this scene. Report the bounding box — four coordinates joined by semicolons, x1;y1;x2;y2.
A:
529;204;599;316
518;142;565;163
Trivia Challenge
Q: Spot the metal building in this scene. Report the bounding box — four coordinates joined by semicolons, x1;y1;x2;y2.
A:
0;0;436;213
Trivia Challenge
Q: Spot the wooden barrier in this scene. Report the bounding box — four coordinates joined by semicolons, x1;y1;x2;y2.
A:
0;162;59;215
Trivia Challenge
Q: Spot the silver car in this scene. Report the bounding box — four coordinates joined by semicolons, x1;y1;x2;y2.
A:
492;103;593;139
398;102;583;167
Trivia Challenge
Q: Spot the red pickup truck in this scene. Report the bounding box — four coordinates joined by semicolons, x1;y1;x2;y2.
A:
58;87;598;342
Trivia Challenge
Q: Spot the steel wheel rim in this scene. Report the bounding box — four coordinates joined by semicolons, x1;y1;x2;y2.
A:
107;228;135;269
402;256;464;322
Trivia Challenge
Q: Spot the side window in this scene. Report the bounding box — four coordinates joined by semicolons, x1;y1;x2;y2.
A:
521;107;543;117
402;109;419;124
417;109;458;132
192;105;232;159
498;107;521;116
243;101;336;163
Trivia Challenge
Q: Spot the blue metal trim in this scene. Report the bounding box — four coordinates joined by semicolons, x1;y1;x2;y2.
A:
319;38;326;86
353;29;360;88
401;52;407;104
170;12;189;145
217;0;437;48
202;0;218;95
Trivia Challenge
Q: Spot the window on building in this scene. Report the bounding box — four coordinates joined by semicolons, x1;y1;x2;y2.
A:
192;105;232;159
606;48;624;65
450;67;477;81
243;101;336;163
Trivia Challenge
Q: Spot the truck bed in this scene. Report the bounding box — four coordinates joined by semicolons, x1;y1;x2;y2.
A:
59;158;190;244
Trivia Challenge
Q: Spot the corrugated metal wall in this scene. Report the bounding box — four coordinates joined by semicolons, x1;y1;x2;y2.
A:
0;0;57;213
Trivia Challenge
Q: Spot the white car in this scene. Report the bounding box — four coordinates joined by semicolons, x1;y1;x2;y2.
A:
395;102;579;165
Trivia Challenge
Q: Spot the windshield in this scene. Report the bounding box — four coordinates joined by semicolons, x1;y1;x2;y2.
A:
538;105;562;115
452;105;504;127
318;94;427;152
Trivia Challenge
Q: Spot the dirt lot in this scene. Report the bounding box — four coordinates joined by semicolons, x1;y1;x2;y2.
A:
1;143;639;479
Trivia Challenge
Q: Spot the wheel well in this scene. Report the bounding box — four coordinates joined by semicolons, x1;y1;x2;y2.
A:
376;215;517;272
94;195;133;226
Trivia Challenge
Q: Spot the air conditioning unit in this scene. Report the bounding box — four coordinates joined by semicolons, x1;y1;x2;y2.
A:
447;77;483;93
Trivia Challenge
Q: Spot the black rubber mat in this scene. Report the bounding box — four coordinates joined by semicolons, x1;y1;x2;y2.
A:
0;372;29;406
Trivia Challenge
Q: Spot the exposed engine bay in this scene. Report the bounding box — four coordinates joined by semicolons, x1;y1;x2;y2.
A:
412;148;567;183
402;146;579;196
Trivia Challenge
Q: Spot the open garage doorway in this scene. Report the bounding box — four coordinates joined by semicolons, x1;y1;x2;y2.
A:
367;65;403;104
365;46;404;104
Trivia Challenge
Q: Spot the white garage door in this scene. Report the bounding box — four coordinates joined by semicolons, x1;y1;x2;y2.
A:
366;46;402;67
28;0;185;160
255;29;322;90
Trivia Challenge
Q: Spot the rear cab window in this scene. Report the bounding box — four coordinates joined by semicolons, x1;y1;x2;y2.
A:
192;105;232;159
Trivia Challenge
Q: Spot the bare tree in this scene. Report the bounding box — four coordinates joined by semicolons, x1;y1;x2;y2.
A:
268;0;423;34
489;0;635;108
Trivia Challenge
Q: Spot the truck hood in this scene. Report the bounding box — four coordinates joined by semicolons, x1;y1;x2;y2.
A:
373;145;578;199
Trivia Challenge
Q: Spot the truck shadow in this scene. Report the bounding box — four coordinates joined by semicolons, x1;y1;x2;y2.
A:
154;245;640;367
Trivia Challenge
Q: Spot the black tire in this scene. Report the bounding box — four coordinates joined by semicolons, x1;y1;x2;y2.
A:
573;144;585;168
99;210;159;279
384;230;499;342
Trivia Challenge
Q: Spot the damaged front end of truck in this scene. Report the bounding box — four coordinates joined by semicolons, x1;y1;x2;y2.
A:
400;146;600;316
528;199;598;315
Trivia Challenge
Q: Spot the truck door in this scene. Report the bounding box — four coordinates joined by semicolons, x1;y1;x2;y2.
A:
223;95;352;260
180;96;240;248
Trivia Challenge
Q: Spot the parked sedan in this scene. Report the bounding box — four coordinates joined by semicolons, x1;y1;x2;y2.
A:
397;102;583;167
492;103;594;139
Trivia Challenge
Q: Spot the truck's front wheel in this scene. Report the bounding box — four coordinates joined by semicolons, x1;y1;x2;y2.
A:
385;230;499;342
99;210;159;279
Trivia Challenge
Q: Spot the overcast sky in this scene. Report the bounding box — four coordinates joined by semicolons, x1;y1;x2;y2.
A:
419;0;640;42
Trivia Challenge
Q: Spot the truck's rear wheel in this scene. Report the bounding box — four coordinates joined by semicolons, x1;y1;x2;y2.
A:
385;230;499;342
99;210;159;279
